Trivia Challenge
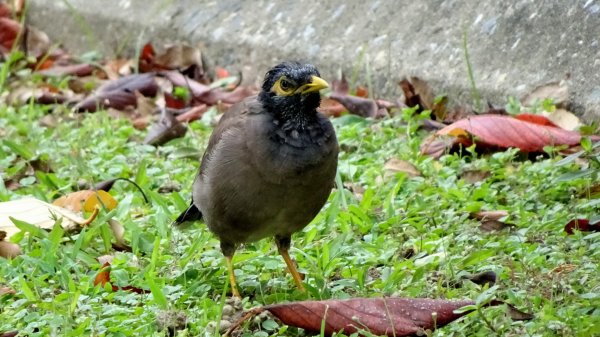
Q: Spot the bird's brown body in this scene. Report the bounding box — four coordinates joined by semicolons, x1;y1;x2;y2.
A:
176;62;338;296
193;96;338;249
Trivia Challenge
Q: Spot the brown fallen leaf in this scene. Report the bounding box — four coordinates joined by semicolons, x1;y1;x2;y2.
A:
463;271;497;287
194;86;255;106
24;25;51;59
318;97;346;117
471;210;509;221
226;297;531;336
0;331;18;337
460;169;491;184
384;158;421;177
564;219;599;234
75;73;158;112
329;93;377;118
0;286;16;296
399;76;437;115
154;43;204;71
470;210;512;232
521;81;569;109
175;104;209;123
144;108;187;146
0;240;21;259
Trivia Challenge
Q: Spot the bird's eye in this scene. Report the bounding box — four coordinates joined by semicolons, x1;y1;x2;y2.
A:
279;79;291;91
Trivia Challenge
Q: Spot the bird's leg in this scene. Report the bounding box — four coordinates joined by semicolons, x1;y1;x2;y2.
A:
221;242;241;298
275;236;306;292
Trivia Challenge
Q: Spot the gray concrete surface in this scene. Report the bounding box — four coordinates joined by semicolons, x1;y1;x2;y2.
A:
29;0;600;121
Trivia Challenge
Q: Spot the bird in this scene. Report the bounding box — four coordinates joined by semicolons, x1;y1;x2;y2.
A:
174;61;339;297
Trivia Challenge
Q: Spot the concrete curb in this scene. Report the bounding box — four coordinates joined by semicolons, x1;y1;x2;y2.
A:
29;0;600;122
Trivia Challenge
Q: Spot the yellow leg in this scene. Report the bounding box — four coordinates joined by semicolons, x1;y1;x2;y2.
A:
278;248;306;292
225;255;241;298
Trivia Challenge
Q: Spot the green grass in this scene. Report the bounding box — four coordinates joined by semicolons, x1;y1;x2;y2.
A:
0;98;599;336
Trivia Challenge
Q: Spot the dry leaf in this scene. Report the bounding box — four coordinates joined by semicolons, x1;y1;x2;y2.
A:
384;158;421;177
470;210;512;232
0;241;21;259
154;43;203;71
564;219;599;234
471;210;509;221
460;170;491;184
82;190;118;212
75;73;158;112
542;109;581;131
521;81;569;109
144;108;187;145
226;297;532;336
329;93;379;118
0;198;85;241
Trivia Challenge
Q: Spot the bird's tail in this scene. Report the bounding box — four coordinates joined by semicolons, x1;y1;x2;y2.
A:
173;201;203;226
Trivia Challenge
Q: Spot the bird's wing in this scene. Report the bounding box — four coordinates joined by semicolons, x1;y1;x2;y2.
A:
198;95;257;175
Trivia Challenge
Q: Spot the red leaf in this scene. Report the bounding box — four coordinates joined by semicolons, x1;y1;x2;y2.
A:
318;97;346;117
565;219;600;234
93;262;148;294
0;17;20;52
164;92;188;109
37;63;95;77
176;104;209;123
94;262;111;287
138;42;156;73
215;66;230;79
0;2;12;18
422;115;586;156
355;86;368;98
265;298;475;336
75;73;158;112
514;113;558;127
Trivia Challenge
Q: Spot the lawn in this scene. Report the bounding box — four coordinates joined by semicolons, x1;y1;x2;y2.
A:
0;93;599;336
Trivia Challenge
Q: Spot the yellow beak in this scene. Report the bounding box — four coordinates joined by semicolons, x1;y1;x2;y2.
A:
296;76;329;94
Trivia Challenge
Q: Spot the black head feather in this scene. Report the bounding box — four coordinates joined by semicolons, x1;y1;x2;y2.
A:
258;62;323;124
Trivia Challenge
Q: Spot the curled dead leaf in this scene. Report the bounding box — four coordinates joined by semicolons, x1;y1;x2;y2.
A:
0;241;21;259
521;81;569;109
384;158;421;177
75;73;158;112
144;108;188;146
471;210;509;221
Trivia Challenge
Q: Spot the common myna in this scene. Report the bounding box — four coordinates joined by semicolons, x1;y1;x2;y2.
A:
175;62;339;297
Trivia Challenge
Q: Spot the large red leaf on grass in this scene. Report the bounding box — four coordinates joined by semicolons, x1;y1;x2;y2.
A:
226;297;531;336
265;298;474;336
422;114;588;157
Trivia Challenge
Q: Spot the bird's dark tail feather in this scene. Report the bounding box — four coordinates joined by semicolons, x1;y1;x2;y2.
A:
173;202;202;226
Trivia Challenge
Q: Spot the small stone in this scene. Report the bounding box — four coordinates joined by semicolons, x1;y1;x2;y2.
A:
222;304;235;316
219;320;232;333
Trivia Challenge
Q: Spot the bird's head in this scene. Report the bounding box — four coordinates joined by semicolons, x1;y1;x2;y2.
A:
258;62;329;121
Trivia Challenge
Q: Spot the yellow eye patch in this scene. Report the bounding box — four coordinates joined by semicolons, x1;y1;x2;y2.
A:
271;76;296;96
